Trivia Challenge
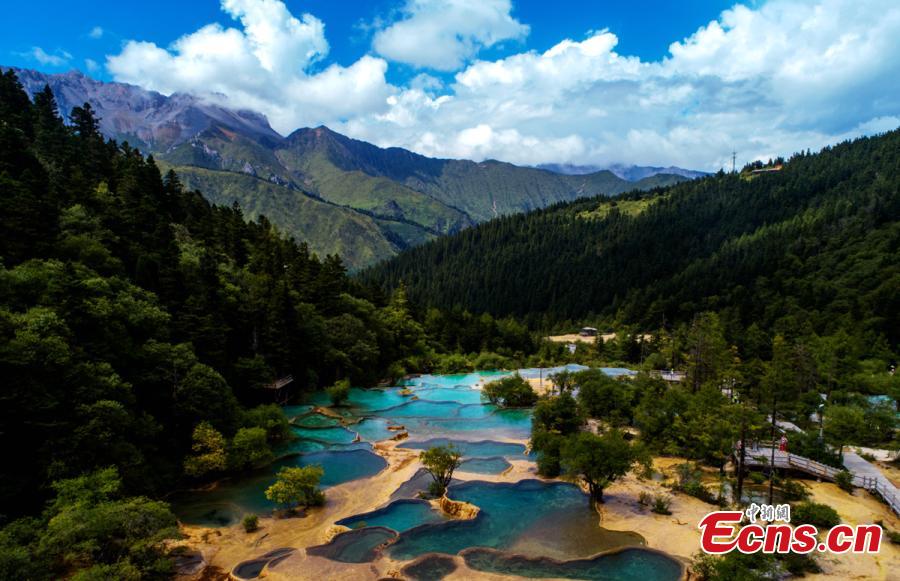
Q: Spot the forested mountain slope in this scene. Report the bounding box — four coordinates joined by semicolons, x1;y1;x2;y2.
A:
0;69;548;578
0;70;440;518
7;68;687;268
365;130;900;350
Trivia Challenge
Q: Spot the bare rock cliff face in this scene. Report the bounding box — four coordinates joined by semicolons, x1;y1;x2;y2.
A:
5;68;282;151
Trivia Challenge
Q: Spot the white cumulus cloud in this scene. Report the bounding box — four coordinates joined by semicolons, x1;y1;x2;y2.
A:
372;0;529;71
89;26;104;39
106;0;393;133
105;0;900;170
347;0;900;169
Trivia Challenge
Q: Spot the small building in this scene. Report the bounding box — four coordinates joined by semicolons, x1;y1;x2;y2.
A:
579;327;598;337
650;370;685;382
750;164;783;175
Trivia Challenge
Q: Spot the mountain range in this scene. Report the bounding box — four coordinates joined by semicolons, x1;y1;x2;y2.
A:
536;163;708;181
8;68;693;268
366;128;900;346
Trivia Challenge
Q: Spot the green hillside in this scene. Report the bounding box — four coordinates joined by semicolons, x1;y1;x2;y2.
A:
396;159;683;222
273;145;473;234
279;126;687;223
12;68;692;269
152;125;690;268
162;126;292;184
154;127;686;268
365;130;900;350
157;164;412;267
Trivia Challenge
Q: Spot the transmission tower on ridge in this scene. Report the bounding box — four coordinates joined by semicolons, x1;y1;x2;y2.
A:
732;150;737;173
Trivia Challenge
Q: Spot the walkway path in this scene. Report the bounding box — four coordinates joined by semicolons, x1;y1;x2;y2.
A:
842;451;900;515
737;446;900;516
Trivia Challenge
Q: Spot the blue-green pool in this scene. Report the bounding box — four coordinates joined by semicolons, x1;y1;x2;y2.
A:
336;499;448;532
293;413;341;428
306;526;397;563
174;367;641;537
401;554;458;580
387;480;645;561
172;449;387;526
462;547;683;580
458;457;512;474
291;425;358;445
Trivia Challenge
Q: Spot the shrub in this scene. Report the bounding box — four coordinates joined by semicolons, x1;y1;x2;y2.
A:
673;463;718;504
638;491;652;506
748;471;765;485
875;520;900;545
792;502;840;528
229;427;274;470
681;481;718;505
472;351;510;371
861;452;877;462
675;462;700;487
326;379;351;406
242;404;291;442
242;514;259;533
834;470;854;493
71;562;141;581
651;495;672;515
781;553;821;576
779;478;810;501
482;374;537;407
436;353;472;374
264;466;326;512
386;362;407;383
691;551;779;580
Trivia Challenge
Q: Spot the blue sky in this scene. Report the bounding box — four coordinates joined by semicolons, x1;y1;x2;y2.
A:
3;0;899;170
4;0;739;82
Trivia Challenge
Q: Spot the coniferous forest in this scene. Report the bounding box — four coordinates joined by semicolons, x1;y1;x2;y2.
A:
366;131;900;354
1;63;899;580
0;71;539;578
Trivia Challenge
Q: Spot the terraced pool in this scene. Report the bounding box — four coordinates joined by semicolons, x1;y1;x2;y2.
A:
179;368;683;581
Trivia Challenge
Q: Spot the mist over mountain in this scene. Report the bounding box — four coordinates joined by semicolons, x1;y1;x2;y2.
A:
537;162;708;181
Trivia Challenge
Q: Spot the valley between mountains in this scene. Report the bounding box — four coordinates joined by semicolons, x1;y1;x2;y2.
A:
8;68;689;268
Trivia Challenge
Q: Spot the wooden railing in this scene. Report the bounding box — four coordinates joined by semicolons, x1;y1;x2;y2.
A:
737;447;900;516
785;453;841;480
260;375;294;390
853;474;900;516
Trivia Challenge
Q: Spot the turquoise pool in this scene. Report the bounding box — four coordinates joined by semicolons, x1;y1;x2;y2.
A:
336;499;448;532
172;449;387;526
462;547;683;580
174;367;642;538
387;480;645;562
458;457;512;474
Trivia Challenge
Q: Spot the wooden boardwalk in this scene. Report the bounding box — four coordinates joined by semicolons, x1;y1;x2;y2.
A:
738;446;900;516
